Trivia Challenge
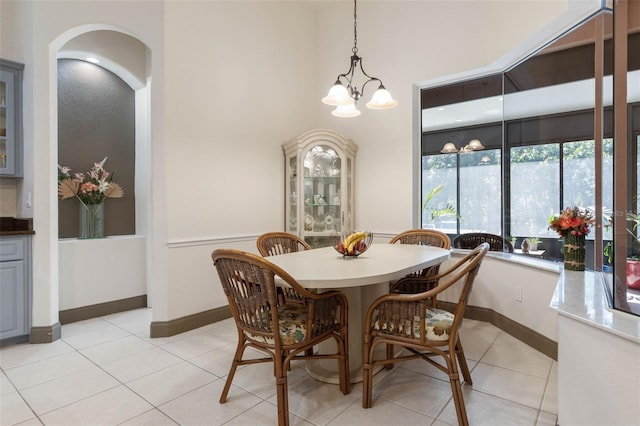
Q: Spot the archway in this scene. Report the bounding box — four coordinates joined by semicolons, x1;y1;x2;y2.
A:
53;26;152;323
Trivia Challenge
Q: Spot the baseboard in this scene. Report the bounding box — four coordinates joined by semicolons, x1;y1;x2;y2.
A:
29;322;62;344
150;305;232;338
0;334;29;347
439;301;558;361
59;295;148;325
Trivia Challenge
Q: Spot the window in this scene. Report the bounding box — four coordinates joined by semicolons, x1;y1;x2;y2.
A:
421;149;502;234
419;7;639;319
510;144;559;237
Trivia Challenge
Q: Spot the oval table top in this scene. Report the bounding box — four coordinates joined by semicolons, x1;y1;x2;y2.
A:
266;243;451;289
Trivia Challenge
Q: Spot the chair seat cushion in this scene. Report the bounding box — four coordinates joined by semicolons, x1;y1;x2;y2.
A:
419;308;454;341
374;307;454;341
245;304;308;345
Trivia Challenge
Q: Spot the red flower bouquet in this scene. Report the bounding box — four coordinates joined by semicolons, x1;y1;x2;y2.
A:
548;206;594;237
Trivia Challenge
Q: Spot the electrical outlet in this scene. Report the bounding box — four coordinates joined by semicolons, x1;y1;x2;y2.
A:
515;287;523;303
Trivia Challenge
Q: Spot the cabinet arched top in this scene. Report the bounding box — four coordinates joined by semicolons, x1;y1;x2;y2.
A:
282;129;357;158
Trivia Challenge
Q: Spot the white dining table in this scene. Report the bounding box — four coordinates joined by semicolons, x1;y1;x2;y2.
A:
267;243;451;384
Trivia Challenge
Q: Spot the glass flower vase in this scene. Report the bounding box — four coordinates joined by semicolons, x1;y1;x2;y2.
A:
79;203;104;239
563;233;585;271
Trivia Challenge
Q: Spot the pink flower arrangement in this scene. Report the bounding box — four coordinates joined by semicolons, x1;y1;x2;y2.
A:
548;206;594;237
57;157;123;206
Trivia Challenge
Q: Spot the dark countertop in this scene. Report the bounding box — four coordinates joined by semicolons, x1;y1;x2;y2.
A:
0;230;35;236
0;217;35;236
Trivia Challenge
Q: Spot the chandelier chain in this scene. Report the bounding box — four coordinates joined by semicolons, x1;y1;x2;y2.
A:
352;0;358;54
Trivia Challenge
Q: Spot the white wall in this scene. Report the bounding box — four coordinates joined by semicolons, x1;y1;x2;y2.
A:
161;1;320;319
0;0;604;329
439;253;561;341
558;316;640;425
59;236;146;310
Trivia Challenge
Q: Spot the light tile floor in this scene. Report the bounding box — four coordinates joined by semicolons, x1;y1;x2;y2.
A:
0;309;557;425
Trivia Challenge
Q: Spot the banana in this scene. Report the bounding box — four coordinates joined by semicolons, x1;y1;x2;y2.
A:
343;232;361;249
345;232;367;253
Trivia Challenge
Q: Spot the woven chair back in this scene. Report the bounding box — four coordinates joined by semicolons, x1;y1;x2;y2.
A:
389;228;451;249
257;232;312;257
453;232;513;253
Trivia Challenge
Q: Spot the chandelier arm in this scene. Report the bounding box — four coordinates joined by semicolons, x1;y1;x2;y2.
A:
357;57;386;96
360;77;383;95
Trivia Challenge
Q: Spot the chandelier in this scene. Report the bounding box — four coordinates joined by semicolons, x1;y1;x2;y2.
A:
441;139;485;154
321;0;398;117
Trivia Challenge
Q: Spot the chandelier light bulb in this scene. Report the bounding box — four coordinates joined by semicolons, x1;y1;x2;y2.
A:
332;103;361;118
322;83;354;106
440;142;458;153
467;139;485;150
366;87;398;109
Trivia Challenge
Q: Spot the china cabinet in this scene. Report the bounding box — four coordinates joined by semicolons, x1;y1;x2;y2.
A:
283;129;357;248
0;59;24;177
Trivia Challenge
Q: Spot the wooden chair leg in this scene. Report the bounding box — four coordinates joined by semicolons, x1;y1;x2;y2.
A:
449;374;469;426
220;363;238;403
338;334;351;395
385;343;395;370
446;354;469;426
220;339;246;403
455;338;473;385
362;338;373;408
275;370;290;426
362;361;373;408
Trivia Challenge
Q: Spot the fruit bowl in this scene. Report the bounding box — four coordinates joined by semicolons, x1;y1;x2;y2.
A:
334;231;373;257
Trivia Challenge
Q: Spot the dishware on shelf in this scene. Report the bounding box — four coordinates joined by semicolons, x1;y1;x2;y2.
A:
334;231;373;257
304;213;315;231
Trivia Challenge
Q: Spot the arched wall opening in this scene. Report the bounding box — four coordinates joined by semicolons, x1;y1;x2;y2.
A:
52;26;153;323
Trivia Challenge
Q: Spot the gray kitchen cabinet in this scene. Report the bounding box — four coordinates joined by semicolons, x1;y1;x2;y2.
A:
0;59;24;177
0;236;31;343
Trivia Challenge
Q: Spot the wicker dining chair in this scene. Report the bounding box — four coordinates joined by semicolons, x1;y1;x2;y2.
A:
388;229;451;296
362;243;489;426
257;231;312;257
453;232;513;253
211;249;350;426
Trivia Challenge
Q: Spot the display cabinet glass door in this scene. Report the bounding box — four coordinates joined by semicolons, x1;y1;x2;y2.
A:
288;155;298;233
0;73;10;172
0;60;23;177
302;145;342;245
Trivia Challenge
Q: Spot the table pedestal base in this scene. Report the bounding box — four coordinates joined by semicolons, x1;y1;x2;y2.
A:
305;357;387;384
306;283;388;384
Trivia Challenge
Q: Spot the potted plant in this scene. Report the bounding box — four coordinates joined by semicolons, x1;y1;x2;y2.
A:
422;184;461;228
528;237;541;251
626;212;640;290
548;206;594;271
602;212;640;289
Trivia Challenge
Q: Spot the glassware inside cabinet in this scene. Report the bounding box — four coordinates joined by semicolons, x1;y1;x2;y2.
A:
302;144;342;234
288;155;298;232
345;157;353;231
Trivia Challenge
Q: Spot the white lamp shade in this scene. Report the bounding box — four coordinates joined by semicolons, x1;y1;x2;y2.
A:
366;88;398;109
331;103;361;118
441;142;458;153
322;84;354;106
467;139;485;150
